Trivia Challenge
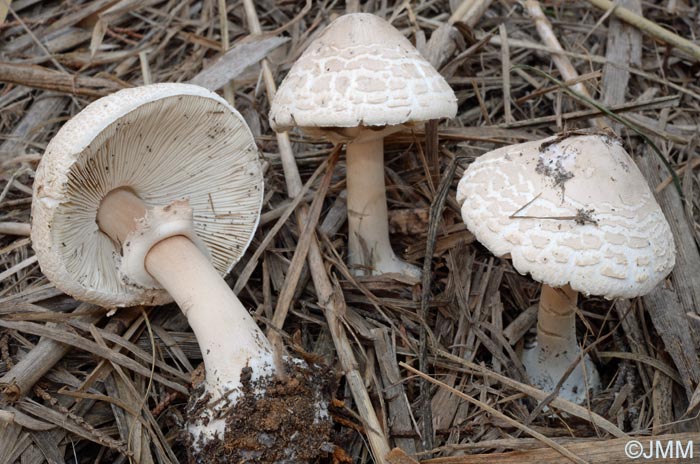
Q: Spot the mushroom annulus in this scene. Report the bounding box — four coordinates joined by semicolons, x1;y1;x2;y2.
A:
270;13;457;280
457;132;676;404
31;83;330;462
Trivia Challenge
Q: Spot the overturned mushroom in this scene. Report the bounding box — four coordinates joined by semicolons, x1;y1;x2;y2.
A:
270;13;457;280
31;83;331;461
457;133;675;403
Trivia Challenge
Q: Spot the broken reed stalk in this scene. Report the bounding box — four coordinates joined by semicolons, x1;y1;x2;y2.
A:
233;156;330;295
525;1;587;96
401;363;588;464
16;308;168;463
481;33;700;101
241;1;392;462
450;0;495;27
524;0;606;129
0;304;103;402
499;24;512;124
0;222;30;236
0;62;124;97
267;148;339;357
587;0;700;61
0;94;66;164
0;256;37;283
0;317;188;395
420;433;700;463
419;153;461;453
0;1;9;26
217;0;235;104
436;349;626;438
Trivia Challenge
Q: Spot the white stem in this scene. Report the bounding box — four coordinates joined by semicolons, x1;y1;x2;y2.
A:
537;284;579;361
521;284;600;403
345;138;420;279
146;236;275;397
97;189;275;400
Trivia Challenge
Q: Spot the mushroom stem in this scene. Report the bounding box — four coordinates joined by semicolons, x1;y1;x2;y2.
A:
146;236;275;395
521;284;600;403
97;188;146;244
97;189;275;399
536;284;579;361
345;138;420;279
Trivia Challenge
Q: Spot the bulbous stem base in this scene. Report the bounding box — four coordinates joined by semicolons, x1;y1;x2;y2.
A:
345;138;421;280
521;285;601;404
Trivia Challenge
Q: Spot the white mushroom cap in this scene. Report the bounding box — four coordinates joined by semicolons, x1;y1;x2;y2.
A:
31;83;263;307
457;134;675;298
269;13;457;132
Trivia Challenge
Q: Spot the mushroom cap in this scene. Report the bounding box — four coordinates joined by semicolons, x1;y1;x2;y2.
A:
31;83;263;307
269;13;457;132
456;134;675;299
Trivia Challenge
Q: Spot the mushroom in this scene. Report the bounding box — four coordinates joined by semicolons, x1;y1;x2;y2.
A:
456;133;676;403
31;83;330;461
269;13;457;280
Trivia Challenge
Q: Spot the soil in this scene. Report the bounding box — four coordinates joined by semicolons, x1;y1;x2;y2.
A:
535;128;622;190
535;154;575;188
186;359;335;463
574;208;598;226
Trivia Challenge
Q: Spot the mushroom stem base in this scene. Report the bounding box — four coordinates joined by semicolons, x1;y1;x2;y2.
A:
345;137;420;280
521;285;600;404
187;358;332;463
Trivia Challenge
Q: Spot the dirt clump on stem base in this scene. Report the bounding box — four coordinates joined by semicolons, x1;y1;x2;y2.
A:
187;360;335;463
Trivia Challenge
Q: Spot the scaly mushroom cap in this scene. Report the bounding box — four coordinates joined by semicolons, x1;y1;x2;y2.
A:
269;13;457;131
32;83;263;307
457;134;675;298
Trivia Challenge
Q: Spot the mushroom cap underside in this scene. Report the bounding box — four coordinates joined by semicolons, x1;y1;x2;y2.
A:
456;134;676;298
31;83;263;307
269;13;457;132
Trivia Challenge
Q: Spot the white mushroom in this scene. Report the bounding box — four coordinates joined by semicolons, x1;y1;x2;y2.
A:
31;84;276;454
270;13;457;280
457;133;676;403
